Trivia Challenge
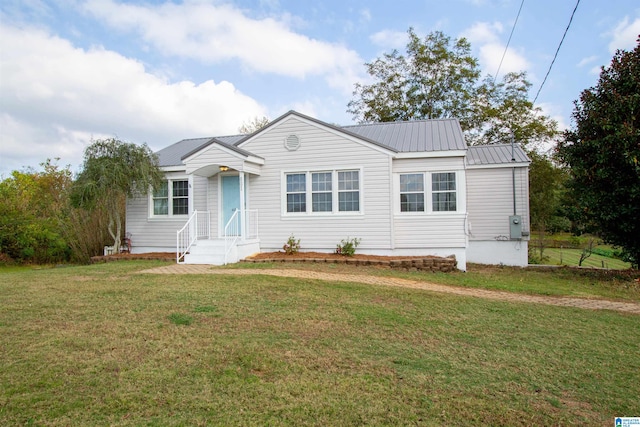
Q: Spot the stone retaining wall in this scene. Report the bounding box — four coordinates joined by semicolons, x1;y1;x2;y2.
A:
241;256;457;272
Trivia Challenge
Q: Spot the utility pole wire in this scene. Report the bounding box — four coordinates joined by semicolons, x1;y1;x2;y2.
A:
493;0;526;84
533;0;581;104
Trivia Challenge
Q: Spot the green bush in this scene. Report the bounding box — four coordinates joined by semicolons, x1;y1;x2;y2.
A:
283;234;301;255
335;237;361;256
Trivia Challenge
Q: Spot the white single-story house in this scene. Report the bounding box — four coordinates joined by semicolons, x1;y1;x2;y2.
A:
126;110;530;270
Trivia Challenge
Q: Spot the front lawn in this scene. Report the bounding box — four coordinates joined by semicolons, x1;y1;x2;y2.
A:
1;261;638;425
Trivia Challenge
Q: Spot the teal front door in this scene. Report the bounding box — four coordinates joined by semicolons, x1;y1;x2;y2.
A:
222;175;241;236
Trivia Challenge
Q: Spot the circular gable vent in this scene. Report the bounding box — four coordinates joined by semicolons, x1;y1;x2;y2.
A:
285;134;301;151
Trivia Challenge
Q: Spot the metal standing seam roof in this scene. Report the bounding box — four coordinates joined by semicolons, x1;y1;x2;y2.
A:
466;144;530;166
155;112;523;168
156;137;212;167
343;119;467;152
156;135;253;167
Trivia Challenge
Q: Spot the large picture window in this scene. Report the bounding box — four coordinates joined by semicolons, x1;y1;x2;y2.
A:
285;169;361;214
152;179;189;217
399;172;457;213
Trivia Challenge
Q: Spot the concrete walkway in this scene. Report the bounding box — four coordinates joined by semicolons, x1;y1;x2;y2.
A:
138;264;640;315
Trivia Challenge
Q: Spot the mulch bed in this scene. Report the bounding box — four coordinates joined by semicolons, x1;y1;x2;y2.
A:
244;251;457;272
90;250;458;272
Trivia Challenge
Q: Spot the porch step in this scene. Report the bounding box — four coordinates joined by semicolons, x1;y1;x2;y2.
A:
183;239;228;265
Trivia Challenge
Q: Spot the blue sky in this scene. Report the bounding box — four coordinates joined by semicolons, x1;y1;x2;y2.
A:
1;0;638;176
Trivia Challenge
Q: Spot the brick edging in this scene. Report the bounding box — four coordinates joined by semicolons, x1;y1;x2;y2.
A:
241;256;457;272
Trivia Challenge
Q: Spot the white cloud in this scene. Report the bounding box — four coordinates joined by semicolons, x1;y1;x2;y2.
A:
369;29;407;49
607;16;640;53
0;24;267;174
82;0;363;93
462;21;530;78
463;21;503;44
577;55;598;67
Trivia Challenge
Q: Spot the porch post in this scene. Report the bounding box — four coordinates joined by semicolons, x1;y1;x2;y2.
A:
239;171;246;240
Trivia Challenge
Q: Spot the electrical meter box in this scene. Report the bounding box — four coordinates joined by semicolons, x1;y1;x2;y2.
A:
509;215;522;240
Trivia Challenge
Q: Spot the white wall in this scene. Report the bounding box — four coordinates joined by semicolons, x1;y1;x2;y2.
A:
126;172;207;253
239;115;394;252
466;165;530;266
467;240;528;266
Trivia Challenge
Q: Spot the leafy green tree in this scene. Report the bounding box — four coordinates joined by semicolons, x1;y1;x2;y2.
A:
467;72;559;148
557;39;640;268
528;151;567;232
71;138;164;252
0;160;73;263
348;28;558;149
348;29;480;128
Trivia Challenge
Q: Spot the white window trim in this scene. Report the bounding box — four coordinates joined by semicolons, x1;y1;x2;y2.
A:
281;167;364;217
149;175;192;220
396;171;460;214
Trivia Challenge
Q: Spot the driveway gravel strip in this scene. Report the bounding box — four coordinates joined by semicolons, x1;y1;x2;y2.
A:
138;265;640;315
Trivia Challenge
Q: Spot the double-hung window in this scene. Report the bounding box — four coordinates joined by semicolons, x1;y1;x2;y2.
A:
285;169;360;214
400;173;425;212
399;172;457;213
286;173;306;213
312;172;332;212
338;171;360;212
432;172;456;212
152;179;189;217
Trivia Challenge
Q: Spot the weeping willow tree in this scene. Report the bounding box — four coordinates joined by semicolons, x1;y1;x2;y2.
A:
71;138;164;252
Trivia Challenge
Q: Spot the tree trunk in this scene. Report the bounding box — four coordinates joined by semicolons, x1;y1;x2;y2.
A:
107;209;121;252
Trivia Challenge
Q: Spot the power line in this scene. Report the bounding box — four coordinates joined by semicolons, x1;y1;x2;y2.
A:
493;0;525;84
533;0;581;104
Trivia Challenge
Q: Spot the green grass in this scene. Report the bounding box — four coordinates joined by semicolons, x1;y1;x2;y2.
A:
231;261;640;302
1;261;639;426
543;248;632;269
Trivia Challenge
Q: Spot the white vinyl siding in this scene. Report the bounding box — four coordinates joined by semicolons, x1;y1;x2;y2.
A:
393;157;467;248
240;115;392;250
466;166;530;241
126;174;207;251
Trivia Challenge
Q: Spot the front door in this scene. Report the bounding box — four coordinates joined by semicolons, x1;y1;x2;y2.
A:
221;175;241;236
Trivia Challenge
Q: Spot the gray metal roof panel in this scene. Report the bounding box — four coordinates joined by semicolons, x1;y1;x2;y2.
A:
343;119;466;152
466;144;530;166
156;137;212;167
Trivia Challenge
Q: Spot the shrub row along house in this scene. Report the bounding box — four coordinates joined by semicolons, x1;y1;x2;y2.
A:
126;110;530;270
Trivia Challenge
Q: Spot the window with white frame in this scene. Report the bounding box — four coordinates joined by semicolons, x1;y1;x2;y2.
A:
398;172;457;213
400;173;425;212
338;171;360;212
432;172;456;211
312;172;332;212
285;169;361;214
286;173;306;213
152;179;189;217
